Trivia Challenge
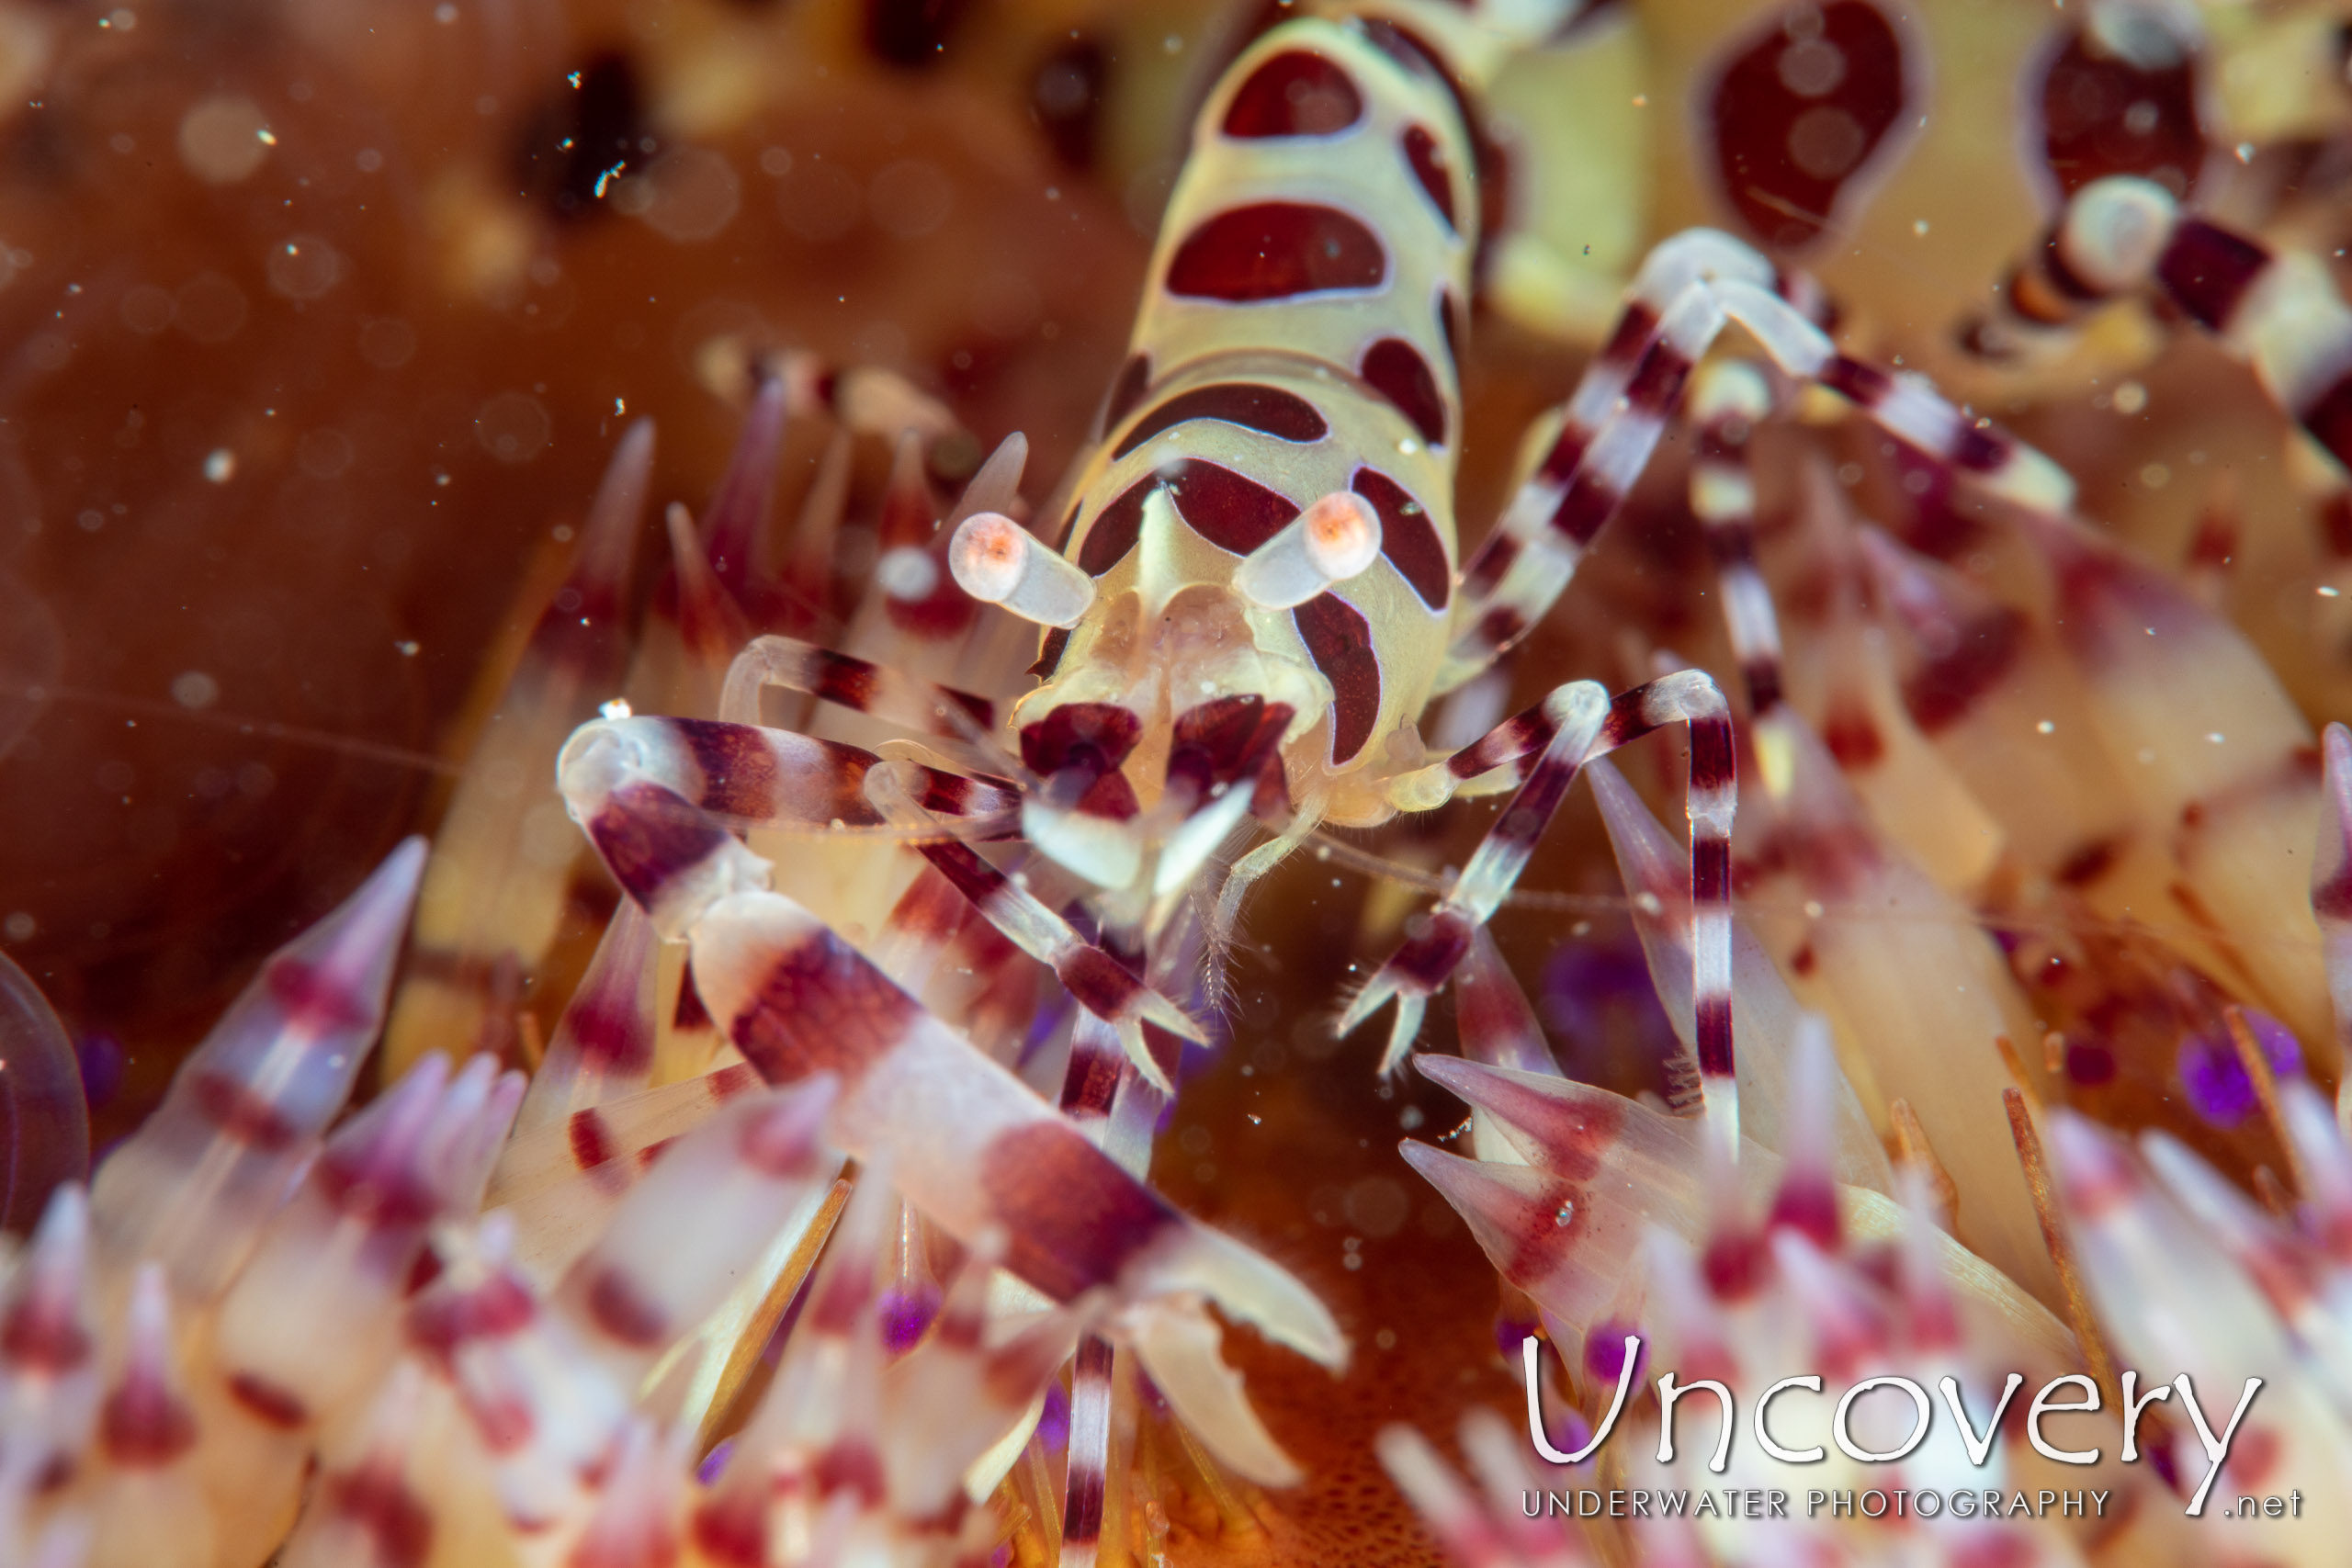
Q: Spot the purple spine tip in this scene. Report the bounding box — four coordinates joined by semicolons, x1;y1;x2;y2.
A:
876;1287;941;1355
2177;1011;2301;1127
1035;1379;1071;1453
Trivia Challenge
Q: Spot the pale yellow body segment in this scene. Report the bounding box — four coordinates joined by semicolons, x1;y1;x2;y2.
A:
1031;17;1482;818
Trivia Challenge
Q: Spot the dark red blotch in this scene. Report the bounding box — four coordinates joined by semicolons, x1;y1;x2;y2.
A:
1351;467;1449;610
1167;202;1386;301
1112;382;1329;460
1401;125;1456;232
1360;337;1446;449
2034;24;2202;199
1294;592;1383;763
1223;51;1364;138
1704;0;1910;250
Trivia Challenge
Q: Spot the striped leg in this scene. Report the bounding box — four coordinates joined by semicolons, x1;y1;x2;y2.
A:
1058;1332;1119;1568
894;836;1205;1092
861;763;1208;1092
1472;231;1810;560
1441;236;2074;689
718;632;1020;774
558;713;1019;840
1686;359;1786;721
1966;175;2352;477
1342;671;1739;1153
1050;907;1182;1164
1051;1004;1139;1568
559;750;1347;1479
558;716;1208;1088
1052;913;1199;1567
1445;234;1784;677
1687;357;1807;805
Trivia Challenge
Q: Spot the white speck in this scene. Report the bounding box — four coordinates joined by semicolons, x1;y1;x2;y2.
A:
1341;1253;1363;1270
2;913;31;942
2320;585;2340;598
2036;718;2055;734
551;524;573;543
1803;898;1825;919
395;640;420;657
1553;1201;1574;1227
2138;747;2156;764
170;671;219;709
255;128;277;147
614;396;626;415
1162;32;1183;51
876;545;938;600
600;697;633;720
1247;1112;1261;1125
2207;732;2225;744
2235;141;2255;164
433;2;456;19
106;7;133;28
202;448;234;483
356;148;382;173
1912;219;1928;236
1397;438;1419;455
568;71;582;88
